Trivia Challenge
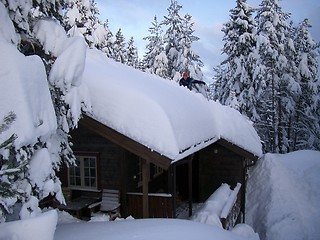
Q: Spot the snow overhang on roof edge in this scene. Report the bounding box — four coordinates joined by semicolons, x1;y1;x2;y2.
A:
172;136;220;163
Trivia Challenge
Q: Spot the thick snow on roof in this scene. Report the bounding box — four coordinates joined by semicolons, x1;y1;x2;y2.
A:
83;49;262;161
0;41;57;150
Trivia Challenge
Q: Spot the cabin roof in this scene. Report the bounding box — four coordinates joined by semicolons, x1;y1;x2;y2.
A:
82;49;262;163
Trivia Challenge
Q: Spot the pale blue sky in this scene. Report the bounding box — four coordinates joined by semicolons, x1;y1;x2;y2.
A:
95;0;320;82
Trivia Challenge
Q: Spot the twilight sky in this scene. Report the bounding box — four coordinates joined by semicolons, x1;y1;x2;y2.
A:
95;0;320;82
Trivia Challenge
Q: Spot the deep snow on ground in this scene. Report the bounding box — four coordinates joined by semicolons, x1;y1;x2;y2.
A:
54;218;258;240
246;150;320;240
1;150;319;240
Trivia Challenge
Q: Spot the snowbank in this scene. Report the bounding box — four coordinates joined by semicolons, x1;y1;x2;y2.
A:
246;150;320;240
54;218;252;240
0;210;57;240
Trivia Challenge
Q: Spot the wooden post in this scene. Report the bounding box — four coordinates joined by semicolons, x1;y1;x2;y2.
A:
142;159;149;218
188;155;194;217
169;164;177;218
120;150;127;216
242;158;247;223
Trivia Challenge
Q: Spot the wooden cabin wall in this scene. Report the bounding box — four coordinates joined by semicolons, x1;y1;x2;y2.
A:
71;124;123;190
125;155;169;194
197;143;245;202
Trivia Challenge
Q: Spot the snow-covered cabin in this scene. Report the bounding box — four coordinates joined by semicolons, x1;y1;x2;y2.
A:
58;49;262;222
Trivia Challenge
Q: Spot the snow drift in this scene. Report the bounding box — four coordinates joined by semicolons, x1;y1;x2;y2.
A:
246;150;320;240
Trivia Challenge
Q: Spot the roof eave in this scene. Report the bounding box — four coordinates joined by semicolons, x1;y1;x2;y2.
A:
80;115;172;170
216;138;260;161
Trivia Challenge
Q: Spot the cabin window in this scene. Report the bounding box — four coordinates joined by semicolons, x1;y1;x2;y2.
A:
69;155;97;189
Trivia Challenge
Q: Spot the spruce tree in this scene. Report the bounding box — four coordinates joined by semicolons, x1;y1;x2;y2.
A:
293;19;320;150
255;0;296;153
64;0;114;57
99;20;114;58
0;0;90;221
161;0;203;81
214;0;257;120
0;112;18;222
113;28;127;64
142;15;169;78
161;0;184;80
0;0;67;222
1;0;65;35
126;37;139;69
177;13;203;80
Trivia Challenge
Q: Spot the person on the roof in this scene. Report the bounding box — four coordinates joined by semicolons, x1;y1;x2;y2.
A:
179;72;203;90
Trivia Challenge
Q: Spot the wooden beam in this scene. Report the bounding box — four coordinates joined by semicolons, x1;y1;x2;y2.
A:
142;159;149;218
188;155;194;217
168;164;177;218
217;138;259;161
120;150;127;215
80;115;172;169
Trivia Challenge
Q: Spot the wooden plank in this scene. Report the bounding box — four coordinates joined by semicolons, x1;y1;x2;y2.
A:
126;193;173;218
188;155;193;217
217;138;259;161
142;159;149;218
220;184;242;230
80;116;172;170
171;165;177;217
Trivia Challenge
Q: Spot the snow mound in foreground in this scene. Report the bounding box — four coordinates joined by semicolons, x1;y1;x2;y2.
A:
246;150;320;240
54;218;253;240
0;210;57;240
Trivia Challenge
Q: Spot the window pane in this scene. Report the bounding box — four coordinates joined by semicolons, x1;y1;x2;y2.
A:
75;167;80;176
76;177;81;185
90;158;95;167
84;158;89;167
90;168;96;177
84;167;89;177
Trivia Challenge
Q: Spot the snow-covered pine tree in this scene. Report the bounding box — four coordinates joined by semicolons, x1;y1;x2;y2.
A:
211;65;226;101
99;20;114;57
0;0;66;55
142;15;169;78
255;0;295;153
0;112;19;222
64;0;114;57
161;0;184;80
229;91;240;111
293;19;320;150
126;37;139;69
177;13;203;81
0;0;68;222
0;0;65;35
279;20;301;152
214;0;257;119
0;0;90;221
162;0;203;81
112;28;127;64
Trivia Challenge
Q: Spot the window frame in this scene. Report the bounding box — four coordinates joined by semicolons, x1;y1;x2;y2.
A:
68;152;99;190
